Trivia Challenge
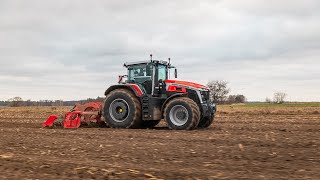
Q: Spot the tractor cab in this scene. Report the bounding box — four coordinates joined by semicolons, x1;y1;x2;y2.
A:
122;58;176;96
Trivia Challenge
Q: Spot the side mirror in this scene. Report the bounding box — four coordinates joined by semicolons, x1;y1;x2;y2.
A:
118;75;123;84
118;75;128;84
174;69;178;78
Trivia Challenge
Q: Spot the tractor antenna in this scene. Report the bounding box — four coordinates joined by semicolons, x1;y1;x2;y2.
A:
168;58;171;79
150;54;153;61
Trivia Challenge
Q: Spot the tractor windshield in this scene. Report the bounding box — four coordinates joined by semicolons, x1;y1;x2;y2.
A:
128;64;153;84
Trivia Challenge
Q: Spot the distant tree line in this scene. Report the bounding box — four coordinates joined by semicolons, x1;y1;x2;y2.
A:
0;96;105;107
226;94;246;104
207;80;289;104
1;82;287;106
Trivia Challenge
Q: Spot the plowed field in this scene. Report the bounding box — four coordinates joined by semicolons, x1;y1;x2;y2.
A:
0;106;319;179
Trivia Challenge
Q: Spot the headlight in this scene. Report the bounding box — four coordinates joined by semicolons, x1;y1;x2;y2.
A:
200;91;209;101
201;94;206;100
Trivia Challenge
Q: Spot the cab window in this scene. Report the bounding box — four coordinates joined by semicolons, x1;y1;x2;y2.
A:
128;64;153;83
158;65;167;81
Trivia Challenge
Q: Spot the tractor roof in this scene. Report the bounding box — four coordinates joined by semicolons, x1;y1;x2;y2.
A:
124;60;169;67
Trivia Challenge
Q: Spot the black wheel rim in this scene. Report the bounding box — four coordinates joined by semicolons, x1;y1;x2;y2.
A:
109;98;130;122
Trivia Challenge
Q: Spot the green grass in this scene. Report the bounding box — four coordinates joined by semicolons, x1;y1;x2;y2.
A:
227;103;320;107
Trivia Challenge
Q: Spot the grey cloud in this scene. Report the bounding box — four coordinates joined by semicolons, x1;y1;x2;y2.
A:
0;0;319;101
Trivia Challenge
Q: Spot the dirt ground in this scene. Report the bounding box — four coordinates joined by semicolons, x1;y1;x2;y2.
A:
0;106;319;179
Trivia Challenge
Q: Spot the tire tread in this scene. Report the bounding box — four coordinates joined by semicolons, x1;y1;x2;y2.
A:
164;97;200;130
104;88;142;128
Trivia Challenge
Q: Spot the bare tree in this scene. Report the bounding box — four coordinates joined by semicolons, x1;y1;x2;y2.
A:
273;92;287;104
227;95;236;104
8;97;24;107
207;80;230;104
235;95;246;103
265;97;272;103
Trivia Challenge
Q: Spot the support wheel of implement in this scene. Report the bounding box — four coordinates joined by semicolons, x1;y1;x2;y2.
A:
198;115;215;128
164;97;200;130
104;89;142;128
141;120;161;129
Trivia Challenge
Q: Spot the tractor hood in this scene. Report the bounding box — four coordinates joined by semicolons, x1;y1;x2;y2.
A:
164;80;209;90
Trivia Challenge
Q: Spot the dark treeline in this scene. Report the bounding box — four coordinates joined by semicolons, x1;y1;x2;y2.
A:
0;97;105;107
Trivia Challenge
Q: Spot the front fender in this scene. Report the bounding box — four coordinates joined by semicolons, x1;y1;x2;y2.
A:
160;93;186;114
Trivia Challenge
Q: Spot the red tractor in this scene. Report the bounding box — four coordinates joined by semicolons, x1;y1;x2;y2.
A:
103;55;216;130
43;55;216;130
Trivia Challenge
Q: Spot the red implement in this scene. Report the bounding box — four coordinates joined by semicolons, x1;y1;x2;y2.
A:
42;102;104;129
63;111;81;129
42;115;58;127
75;102;104;124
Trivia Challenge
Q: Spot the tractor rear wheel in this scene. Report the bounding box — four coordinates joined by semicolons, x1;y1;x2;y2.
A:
104;89;142;128
198;115;215;128
141;120;161;129
164;97;200;130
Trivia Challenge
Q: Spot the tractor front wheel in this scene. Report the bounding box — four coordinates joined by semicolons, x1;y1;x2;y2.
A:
104;89;142;128
164;97;200;130
198;115;215;128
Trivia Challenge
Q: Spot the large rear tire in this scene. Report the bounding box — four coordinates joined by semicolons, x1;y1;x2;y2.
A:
164;97;200;130
198;115;214;128
104;89;142;128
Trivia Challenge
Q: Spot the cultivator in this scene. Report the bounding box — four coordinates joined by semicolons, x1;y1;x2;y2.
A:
43;102;104;129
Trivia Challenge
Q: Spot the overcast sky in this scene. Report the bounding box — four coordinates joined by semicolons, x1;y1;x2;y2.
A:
0;0;319;101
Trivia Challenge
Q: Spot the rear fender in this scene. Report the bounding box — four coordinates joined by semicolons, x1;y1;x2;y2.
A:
104;84;144;97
